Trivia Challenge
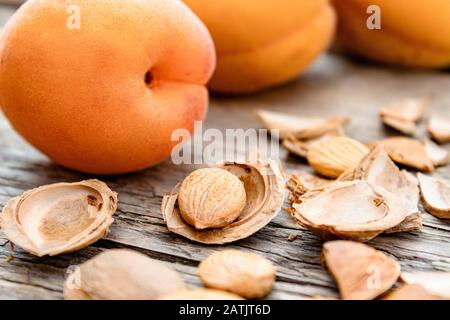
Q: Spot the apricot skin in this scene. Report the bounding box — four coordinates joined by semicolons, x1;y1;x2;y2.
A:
0;0;215;174
332;0;450;67
183;0;336;94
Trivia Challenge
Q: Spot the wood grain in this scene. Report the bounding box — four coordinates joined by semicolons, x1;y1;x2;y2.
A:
0;5;449;300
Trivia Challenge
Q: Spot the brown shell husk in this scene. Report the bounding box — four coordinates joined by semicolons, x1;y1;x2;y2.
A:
340;146;422;233
0;180;117;257
400;272;450;299
293;180;408;242
373;137;434;172
198;249;276;299
286;172;332;204
159;288;244;300
63;249;186;300
429;115;450;144
282;128;343;159
380;98;427;135
418;173;450;219
322;241;401;300
162;158;285;244
256;109;349;140
424;139;450;167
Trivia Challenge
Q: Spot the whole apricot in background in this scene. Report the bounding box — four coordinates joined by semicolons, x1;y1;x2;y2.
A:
0;0;216;174
183;0;336;94
332;0;450;67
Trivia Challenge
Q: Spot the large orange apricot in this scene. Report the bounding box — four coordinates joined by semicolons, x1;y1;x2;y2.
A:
183;0;336;94
332;0;450;67
0;0;215;174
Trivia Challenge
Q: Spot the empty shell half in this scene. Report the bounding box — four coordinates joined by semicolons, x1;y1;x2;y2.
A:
64;249;186;300
339;146;422;233
418;173;450;219
161;157;285;244
322;241;400;300
0;180;117;257
293;180;408;242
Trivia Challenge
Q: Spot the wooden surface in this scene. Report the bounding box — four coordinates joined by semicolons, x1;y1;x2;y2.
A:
0;5;450;300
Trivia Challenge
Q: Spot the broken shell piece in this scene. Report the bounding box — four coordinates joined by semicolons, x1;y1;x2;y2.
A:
340;146;422;233
159;288;244;300
162;157;285;244
286;172;332;204
400;272;450;299
375;137;434;172
322;241;400;300
307;136;370;178
282;128;343;159
293;180;408;241
64;249;185;300
424;139;450;167
429;116;450;144
256;109;349;140
383;284;442;300
380;98;427;135
198;250;276;299
178;168;246;230
381;117;417;136
418;173;450;219
0;180;117;257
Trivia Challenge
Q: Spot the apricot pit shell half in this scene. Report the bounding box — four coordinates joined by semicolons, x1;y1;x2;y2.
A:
161;158;285;244
0;180;117;257
293;180;408;242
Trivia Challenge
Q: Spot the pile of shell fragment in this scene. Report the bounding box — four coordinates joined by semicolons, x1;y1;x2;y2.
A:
257;98;450;299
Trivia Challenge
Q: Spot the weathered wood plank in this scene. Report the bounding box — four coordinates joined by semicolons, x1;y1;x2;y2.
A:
0;4;449;300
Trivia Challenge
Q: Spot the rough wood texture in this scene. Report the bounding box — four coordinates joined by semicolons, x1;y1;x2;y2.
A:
0;6;449;300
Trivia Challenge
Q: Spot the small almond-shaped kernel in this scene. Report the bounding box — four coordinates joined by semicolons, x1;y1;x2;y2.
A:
64;249;186;300
323;241;400;300
178;168;246;230
375;137;434;172
198;250;276;299
429;116;450;144
159;288;244;300
418;173;450;219
307;136;369;178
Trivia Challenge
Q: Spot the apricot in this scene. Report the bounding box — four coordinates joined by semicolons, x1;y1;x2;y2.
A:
183;0;336;94
332;0;450;67
0;0;215;174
